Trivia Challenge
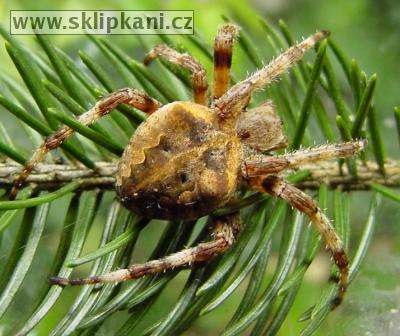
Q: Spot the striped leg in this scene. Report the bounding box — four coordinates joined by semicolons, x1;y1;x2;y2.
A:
214;30;329;126
212;23;239;100
144;44;208;105
9;88;161;200
243;139;367;178
50;213;241;286
250;175;348;308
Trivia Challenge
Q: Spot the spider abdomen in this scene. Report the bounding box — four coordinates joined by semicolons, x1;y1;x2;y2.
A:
116;102;241;220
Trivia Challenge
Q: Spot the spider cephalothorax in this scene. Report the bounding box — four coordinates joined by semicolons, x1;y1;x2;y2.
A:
10;23;367;308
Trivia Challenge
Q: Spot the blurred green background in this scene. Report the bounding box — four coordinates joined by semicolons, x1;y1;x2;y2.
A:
0;0;399;335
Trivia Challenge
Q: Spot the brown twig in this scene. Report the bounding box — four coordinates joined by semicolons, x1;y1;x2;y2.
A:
0;159;399;192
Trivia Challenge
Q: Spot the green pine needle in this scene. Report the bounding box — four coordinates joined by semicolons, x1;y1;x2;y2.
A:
0;17;398;336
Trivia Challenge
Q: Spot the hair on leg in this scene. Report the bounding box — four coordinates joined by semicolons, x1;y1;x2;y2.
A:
243;139;367;177
9;88;161;200
49;212;241;286
214;31;329;126
144;44;208;105
212;23;239;100
250;175;348;308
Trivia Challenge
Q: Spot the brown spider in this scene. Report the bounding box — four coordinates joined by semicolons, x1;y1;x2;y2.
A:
10;24;366;307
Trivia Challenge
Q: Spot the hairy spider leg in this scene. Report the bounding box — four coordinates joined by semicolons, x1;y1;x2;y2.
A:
50;212;241;286
212;23;239;100
250;175;348;308
9;88;161;200
144;44;208;105
242;139;368;307
214;30;329;128
244;139;368;177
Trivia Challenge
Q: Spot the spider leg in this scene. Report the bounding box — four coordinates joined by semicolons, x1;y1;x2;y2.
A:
49;212;241;286
144;44;208;105
243;139;367;177
212;23;239;100
214;30;329;128
249;175;348;308
9;88;161;200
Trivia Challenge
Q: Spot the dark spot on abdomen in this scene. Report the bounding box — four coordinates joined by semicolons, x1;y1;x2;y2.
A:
117;187;220;220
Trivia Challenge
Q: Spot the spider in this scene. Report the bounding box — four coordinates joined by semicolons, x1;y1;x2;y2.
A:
9;23;367;308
